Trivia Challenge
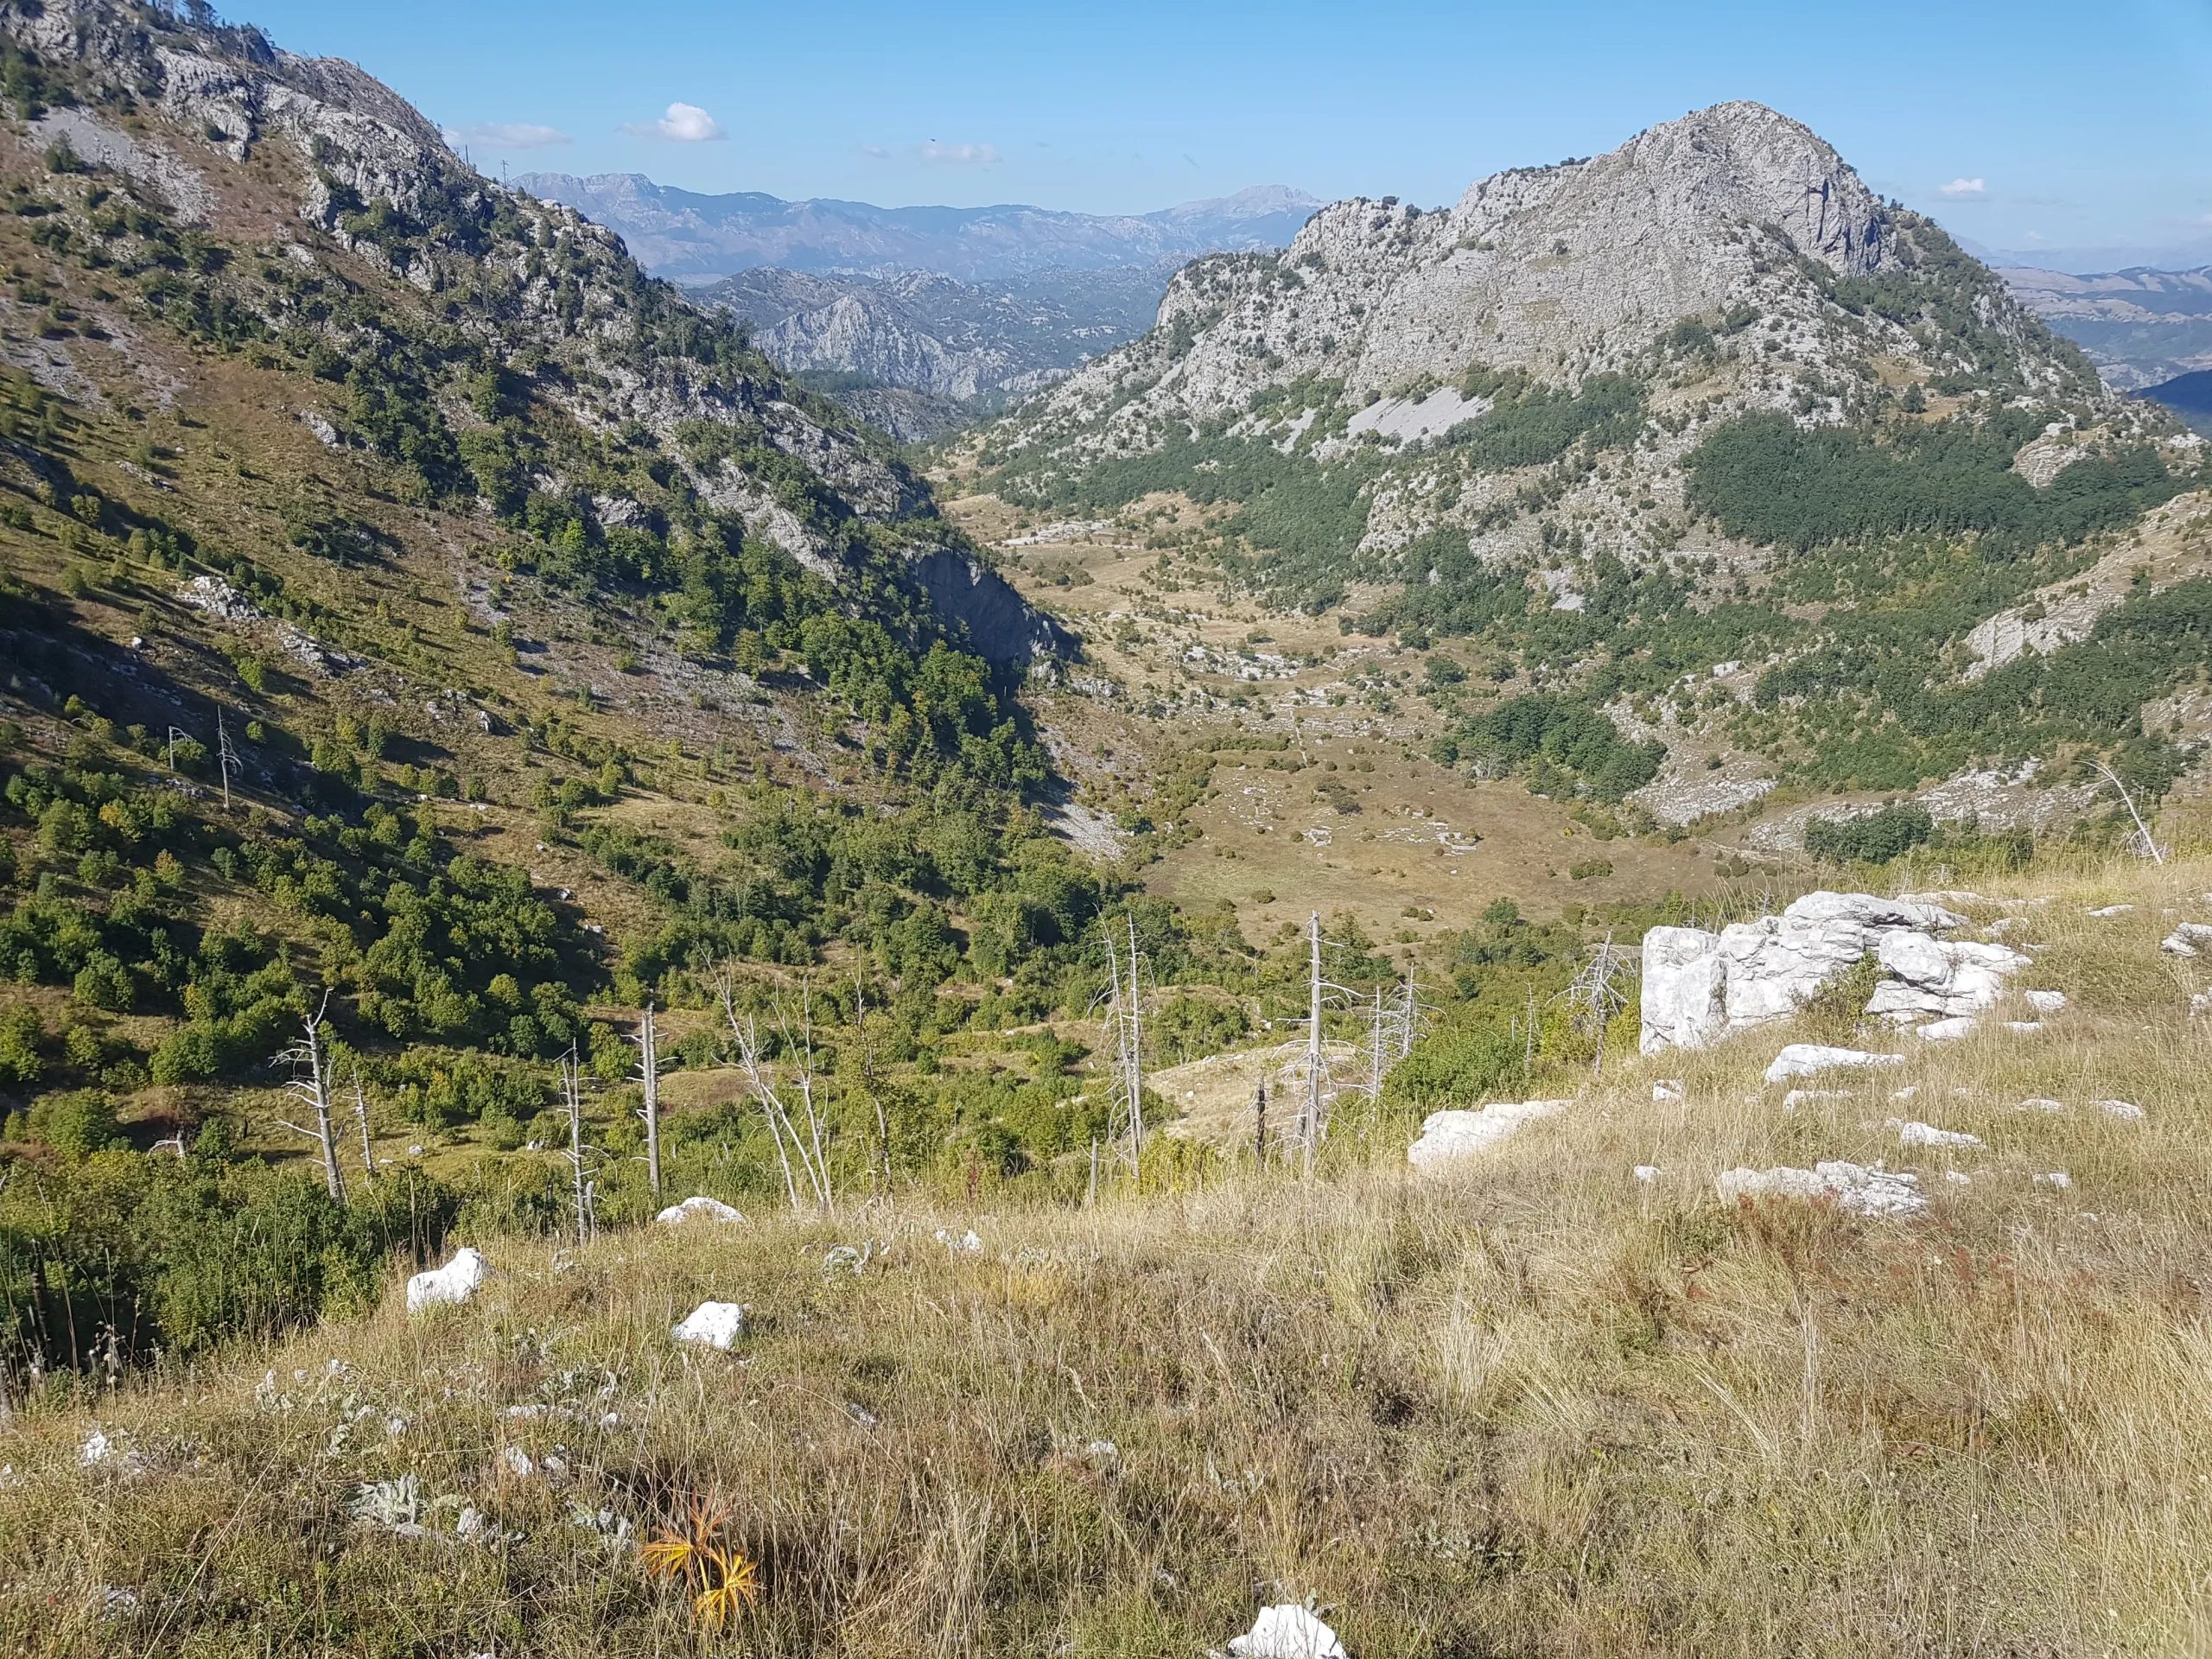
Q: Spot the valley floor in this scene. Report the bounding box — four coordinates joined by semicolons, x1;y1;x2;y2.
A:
3;855;2209;1655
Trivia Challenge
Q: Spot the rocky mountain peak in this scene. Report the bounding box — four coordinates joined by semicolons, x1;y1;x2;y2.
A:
1601;99;1889;276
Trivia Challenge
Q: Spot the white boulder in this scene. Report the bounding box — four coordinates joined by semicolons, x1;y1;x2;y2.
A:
1407;1101;1569;1170
2024;989;2067;1015
1716;1160;1928;1218
1229;1605;1349;1659
671;1301;748;1351
1915;1016;1979;1042
405;1247;486;1313
1764;1044;1903;1084
2092;1098;2145;1122
656;1196;746;1226
1888;1118;1984;1149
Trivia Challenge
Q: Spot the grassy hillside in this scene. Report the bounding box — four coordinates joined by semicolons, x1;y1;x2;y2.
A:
0;848;2206;1655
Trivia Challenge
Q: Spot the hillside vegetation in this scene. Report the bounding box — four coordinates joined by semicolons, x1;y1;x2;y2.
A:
968;103;2212;842
0;848;2207;1656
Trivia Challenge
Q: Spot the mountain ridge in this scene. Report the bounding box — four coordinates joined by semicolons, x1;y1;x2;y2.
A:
513;170;1324;281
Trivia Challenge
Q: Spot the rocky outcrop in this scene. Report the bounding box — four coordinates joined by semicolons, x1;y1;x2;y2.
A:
1643;891;2036;1056
908;549;1078;669
1642;892;1974;1054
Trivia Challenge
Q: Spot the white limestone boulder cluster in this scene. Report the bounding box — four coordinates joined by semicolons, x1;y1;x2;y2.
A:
1716;1160;1928;1219
1643;892;2029;1055
1407;1100;1571;1172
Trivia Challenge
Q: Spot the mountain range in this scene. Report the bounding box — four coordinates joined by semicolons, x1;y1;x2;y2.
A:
2001;263;2212;399
512;174;1323;283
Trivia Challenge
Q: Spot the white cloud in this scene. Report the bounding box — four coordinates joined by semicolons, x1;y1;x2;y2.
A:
444;120;570;151
1937;177;1988;199
622;101;726;143
917;140;1001;167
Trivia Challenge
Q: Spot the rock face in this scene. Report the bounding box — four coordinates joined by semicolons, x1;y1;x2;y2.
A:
1407;1100;1570;1170
909;549;1080;669
1864;932;2032;1023
1641;892;1984;1054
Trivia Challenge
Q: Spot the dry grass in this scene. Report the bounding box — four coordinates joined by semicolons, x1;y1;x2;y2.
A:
4;855;2212;1656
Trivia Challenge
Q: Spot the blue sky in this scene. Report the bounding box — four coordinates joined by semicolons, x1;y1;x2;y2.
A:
241;0;2212;259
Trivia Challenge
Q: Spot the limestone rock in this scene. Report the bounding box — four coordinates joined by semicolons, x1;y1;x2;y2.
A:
1888;1118;1983;1149
1407;1100;1569;1170
1716;1160;1927;1218
2160;922;2212;957
1764;1044;1904;1084
405;1247;486;1313
655;1196;746;1226
1864;932;2031;1023
1229;1605;1349;1659
671;1301;748;1350
1642;891;1972;1054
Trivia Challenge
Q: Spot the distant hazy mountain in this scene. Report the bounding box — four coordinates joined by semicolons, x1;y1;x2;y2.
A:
1983;238;2212;276
2003;264;2212;392
695;264;1173;416
512;175;1323;283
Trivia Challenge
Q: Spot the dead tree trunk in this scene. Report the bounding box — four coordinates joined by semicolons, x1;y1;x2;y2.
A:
1303;911;1324;1176
561;1048;594;1246
632;1002;662;1199
352;1066;377;1179
276;991;345;1202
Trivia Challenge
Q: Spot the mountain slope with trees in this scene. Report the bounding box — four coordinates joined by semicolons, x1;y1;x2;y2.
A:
970;101;2212;832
